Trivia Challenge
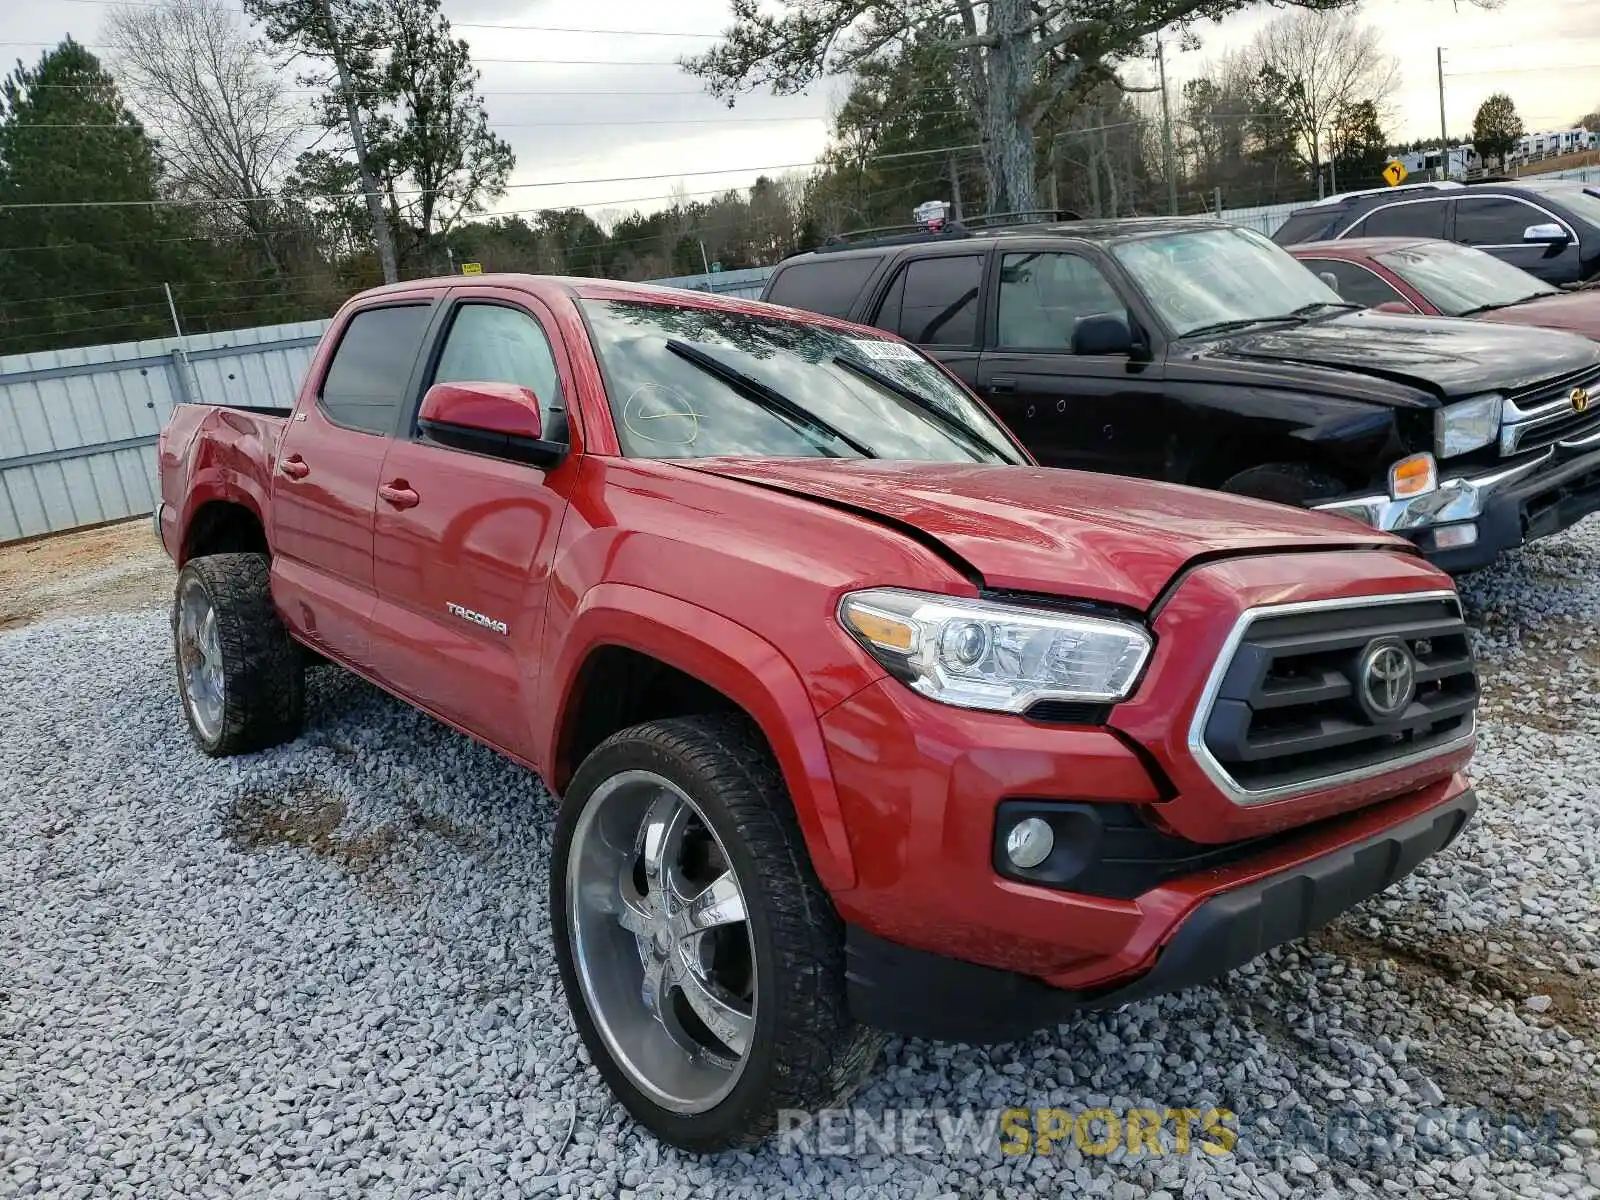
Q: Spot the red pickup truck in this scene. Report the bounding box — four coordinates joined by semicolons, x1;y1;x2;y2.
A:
156;275;1479;1151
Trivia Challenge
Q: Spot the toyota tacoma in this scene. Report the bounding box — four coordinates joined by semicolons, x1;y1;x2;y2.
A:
156;275;1479;1151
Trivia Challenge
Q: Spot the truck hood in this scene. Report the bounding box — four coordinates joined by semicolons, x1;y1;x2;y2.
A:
677;458;1400;608
1474;289;1600;340
1192;308;1600;400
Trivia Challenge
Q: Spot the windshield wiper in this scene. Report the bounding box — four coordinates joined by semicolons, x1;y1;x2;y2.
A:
831;355;1014;462
1182;302;1359;339
665;339;876;459
1458;293;1553;316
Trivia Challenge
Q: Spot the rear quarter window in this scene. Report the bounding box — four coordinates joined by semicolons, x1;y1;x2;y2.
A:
1272;210;1339;245
763;256;882;318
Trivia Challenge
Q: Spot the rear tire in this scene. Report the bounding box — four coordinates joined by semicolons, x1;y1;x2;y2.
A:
172;553;305;757
1220;461;1348;507
551;714;884;1152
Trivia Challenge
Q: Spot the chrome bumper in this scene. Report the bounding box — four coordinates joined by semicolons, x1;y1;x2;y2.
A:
1312;431;1600;533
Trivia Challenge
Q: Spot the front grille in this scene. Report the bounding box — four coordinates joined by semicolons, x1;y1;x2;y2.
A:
1198;594;1477;799
1501;364;1600;456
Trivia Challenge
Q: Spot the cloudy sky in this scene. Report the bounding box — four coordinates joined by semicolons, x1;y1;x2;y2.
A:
5;0;1597;218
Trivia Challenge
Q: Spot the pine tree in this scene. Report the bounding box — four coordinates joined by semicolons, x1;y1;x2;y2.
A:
0;39;215;353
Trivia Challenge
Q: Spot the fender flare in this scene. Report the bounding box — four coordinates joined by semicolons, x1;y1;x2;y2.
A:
542;582;858;894
177;472;270;564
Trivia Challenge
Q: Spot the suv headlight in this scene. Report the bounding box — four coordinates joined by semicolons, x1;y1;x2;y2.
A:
838;587;1152;713
1434;394;1502;459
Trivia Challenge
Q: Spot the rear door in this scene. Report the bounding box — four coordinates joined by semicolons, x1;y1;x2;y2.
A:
366;287;580;755
272;299;437;666
975;248;1167;476
1451;193;1581;284
863;251;988;389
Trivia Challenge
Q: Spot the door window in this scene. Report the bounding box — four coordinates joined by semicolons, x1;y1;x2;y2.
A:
873;255;983;346
1298;258;1410;308
1455;196;1550;246
1351;200;1447;239
429;303;562;428
997;252;1127;349
319;304;433;434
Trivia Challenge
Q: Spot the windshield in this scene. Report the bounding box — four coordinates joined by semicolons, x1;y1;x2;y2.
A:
1376;240;1556;315
1111;226;1345;337
580;299;1025;464
1518;183;1600;231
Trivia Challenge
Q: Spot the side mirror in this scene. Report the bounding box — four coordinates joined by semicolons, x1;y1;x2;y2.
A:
1523;222;1570;246
1374;300;1418;314
1072;312;1135;357
418;381;566;466
1317;271;1341;293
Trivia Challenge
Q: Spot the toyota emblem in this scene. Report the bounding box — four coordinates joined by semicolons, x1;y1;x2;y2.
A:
1357;639;1416;721
1573;386;1591;414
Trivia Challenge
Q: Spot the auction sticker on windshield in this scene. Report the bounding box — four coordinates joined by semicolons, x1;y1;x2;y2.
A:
849;339;924;362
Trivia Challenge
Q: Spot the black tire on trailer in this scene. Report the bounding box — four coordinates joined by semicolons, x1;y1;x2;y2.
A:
551;713;885;1153
171;552;305;757
1220;461;1349;507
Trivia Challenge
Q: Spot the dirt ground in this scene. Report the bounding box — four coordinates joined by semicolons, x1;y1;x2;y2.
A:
0;518;173;631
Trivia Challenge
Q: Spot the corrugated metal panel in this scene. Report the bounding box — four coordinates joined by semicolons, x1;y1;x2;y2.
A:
0;320;327;543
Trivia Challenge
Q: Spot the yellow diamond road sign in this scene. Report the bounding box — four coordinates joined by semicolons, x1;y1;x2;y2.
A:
461;261;483;275
1383;160;1409;187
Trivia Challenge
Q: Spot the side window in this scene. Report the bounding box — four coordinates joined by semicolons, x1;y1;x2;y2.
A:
429;303;562;428
1455;197;1548;246
1353;200;1448;239
997;252;1127;350
874;255;983;346
1301;258;1409;308
319;304;433;435
765;256;881;318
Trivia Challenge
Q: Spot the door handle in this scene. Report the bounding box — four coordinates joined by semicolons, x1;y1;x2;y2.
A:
378;480;420;510
279;455;310;480
990;377;1018;394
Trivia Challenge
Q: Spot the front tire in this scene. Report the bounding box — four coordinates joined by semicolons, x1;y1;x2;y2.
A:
551;714;884;1152
172;553;304;757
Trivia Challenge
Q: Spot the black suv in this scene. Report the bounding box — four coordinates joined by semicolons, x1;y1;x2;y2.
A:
1272;180;1600;286
761;217;1600;572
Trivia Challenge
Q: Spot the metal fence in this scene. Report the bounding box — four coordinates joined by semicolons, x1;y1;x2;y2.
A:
8;174;1597;543
0;321;327;543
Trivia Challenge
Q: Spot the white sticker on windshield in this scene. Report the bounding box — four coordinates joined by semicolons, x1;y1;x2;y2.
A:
848;338;923;362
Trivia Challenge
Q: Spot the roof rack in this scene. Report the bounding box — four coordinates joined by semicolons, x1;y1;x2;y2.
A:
1300;180;1463;209
808;209;1084;254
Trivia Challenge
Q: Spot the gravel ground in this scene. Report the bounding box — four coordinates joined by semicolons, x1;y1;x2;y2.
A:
2;525;1599;1199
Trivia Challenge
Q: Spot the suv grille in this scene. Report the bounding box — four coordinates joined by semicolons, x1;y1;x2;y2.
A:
1501;364;1600;456
1196;594;1477;800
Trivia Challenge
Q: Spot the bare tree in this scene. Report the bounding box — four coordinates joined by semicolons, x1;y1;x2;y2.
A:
106;0;307;267
1245;10;1398;185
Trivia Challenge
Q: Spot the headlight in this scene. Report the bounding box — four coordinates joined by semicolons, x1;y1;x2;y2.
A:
1434;394;1502;459
838;587;1152;713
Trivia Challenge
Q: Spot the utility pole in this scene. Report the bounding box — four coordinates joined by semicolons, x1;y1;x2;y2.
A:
1156;35;1178;217
320;0;398;285
1436;47;1448;143
947;152;964;224
163;283;183;338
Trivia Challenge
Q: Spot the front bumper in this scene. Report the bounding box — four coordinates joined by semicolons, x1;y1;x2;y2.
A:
846;783;1476;1042
1313;435;1600;572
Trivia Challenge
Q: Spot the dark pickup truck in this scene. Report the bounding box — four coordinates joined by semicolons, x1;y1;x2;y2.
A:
763;217;1600;572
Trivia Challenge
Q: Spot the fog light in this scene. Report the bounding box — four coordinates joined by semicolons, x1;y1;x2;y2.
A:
1433;523;1479;550
1389;452;1438;500
1005;817;1055;869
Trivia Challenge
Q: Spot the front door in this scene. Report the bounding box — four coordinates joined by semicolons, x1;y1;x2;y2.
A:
976;250;1166;477
271;301;436;666
1453;195;1581;285
368;291;578;755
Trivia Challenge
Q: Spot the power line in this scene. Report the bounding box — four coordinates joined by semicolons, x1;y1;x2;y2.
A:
46;0;725;36
8;115;827;129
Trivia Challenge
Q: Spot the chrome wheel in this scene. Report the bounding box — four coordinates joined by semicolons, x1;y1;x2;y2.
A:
567;769;756;1114
176;575;225;743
